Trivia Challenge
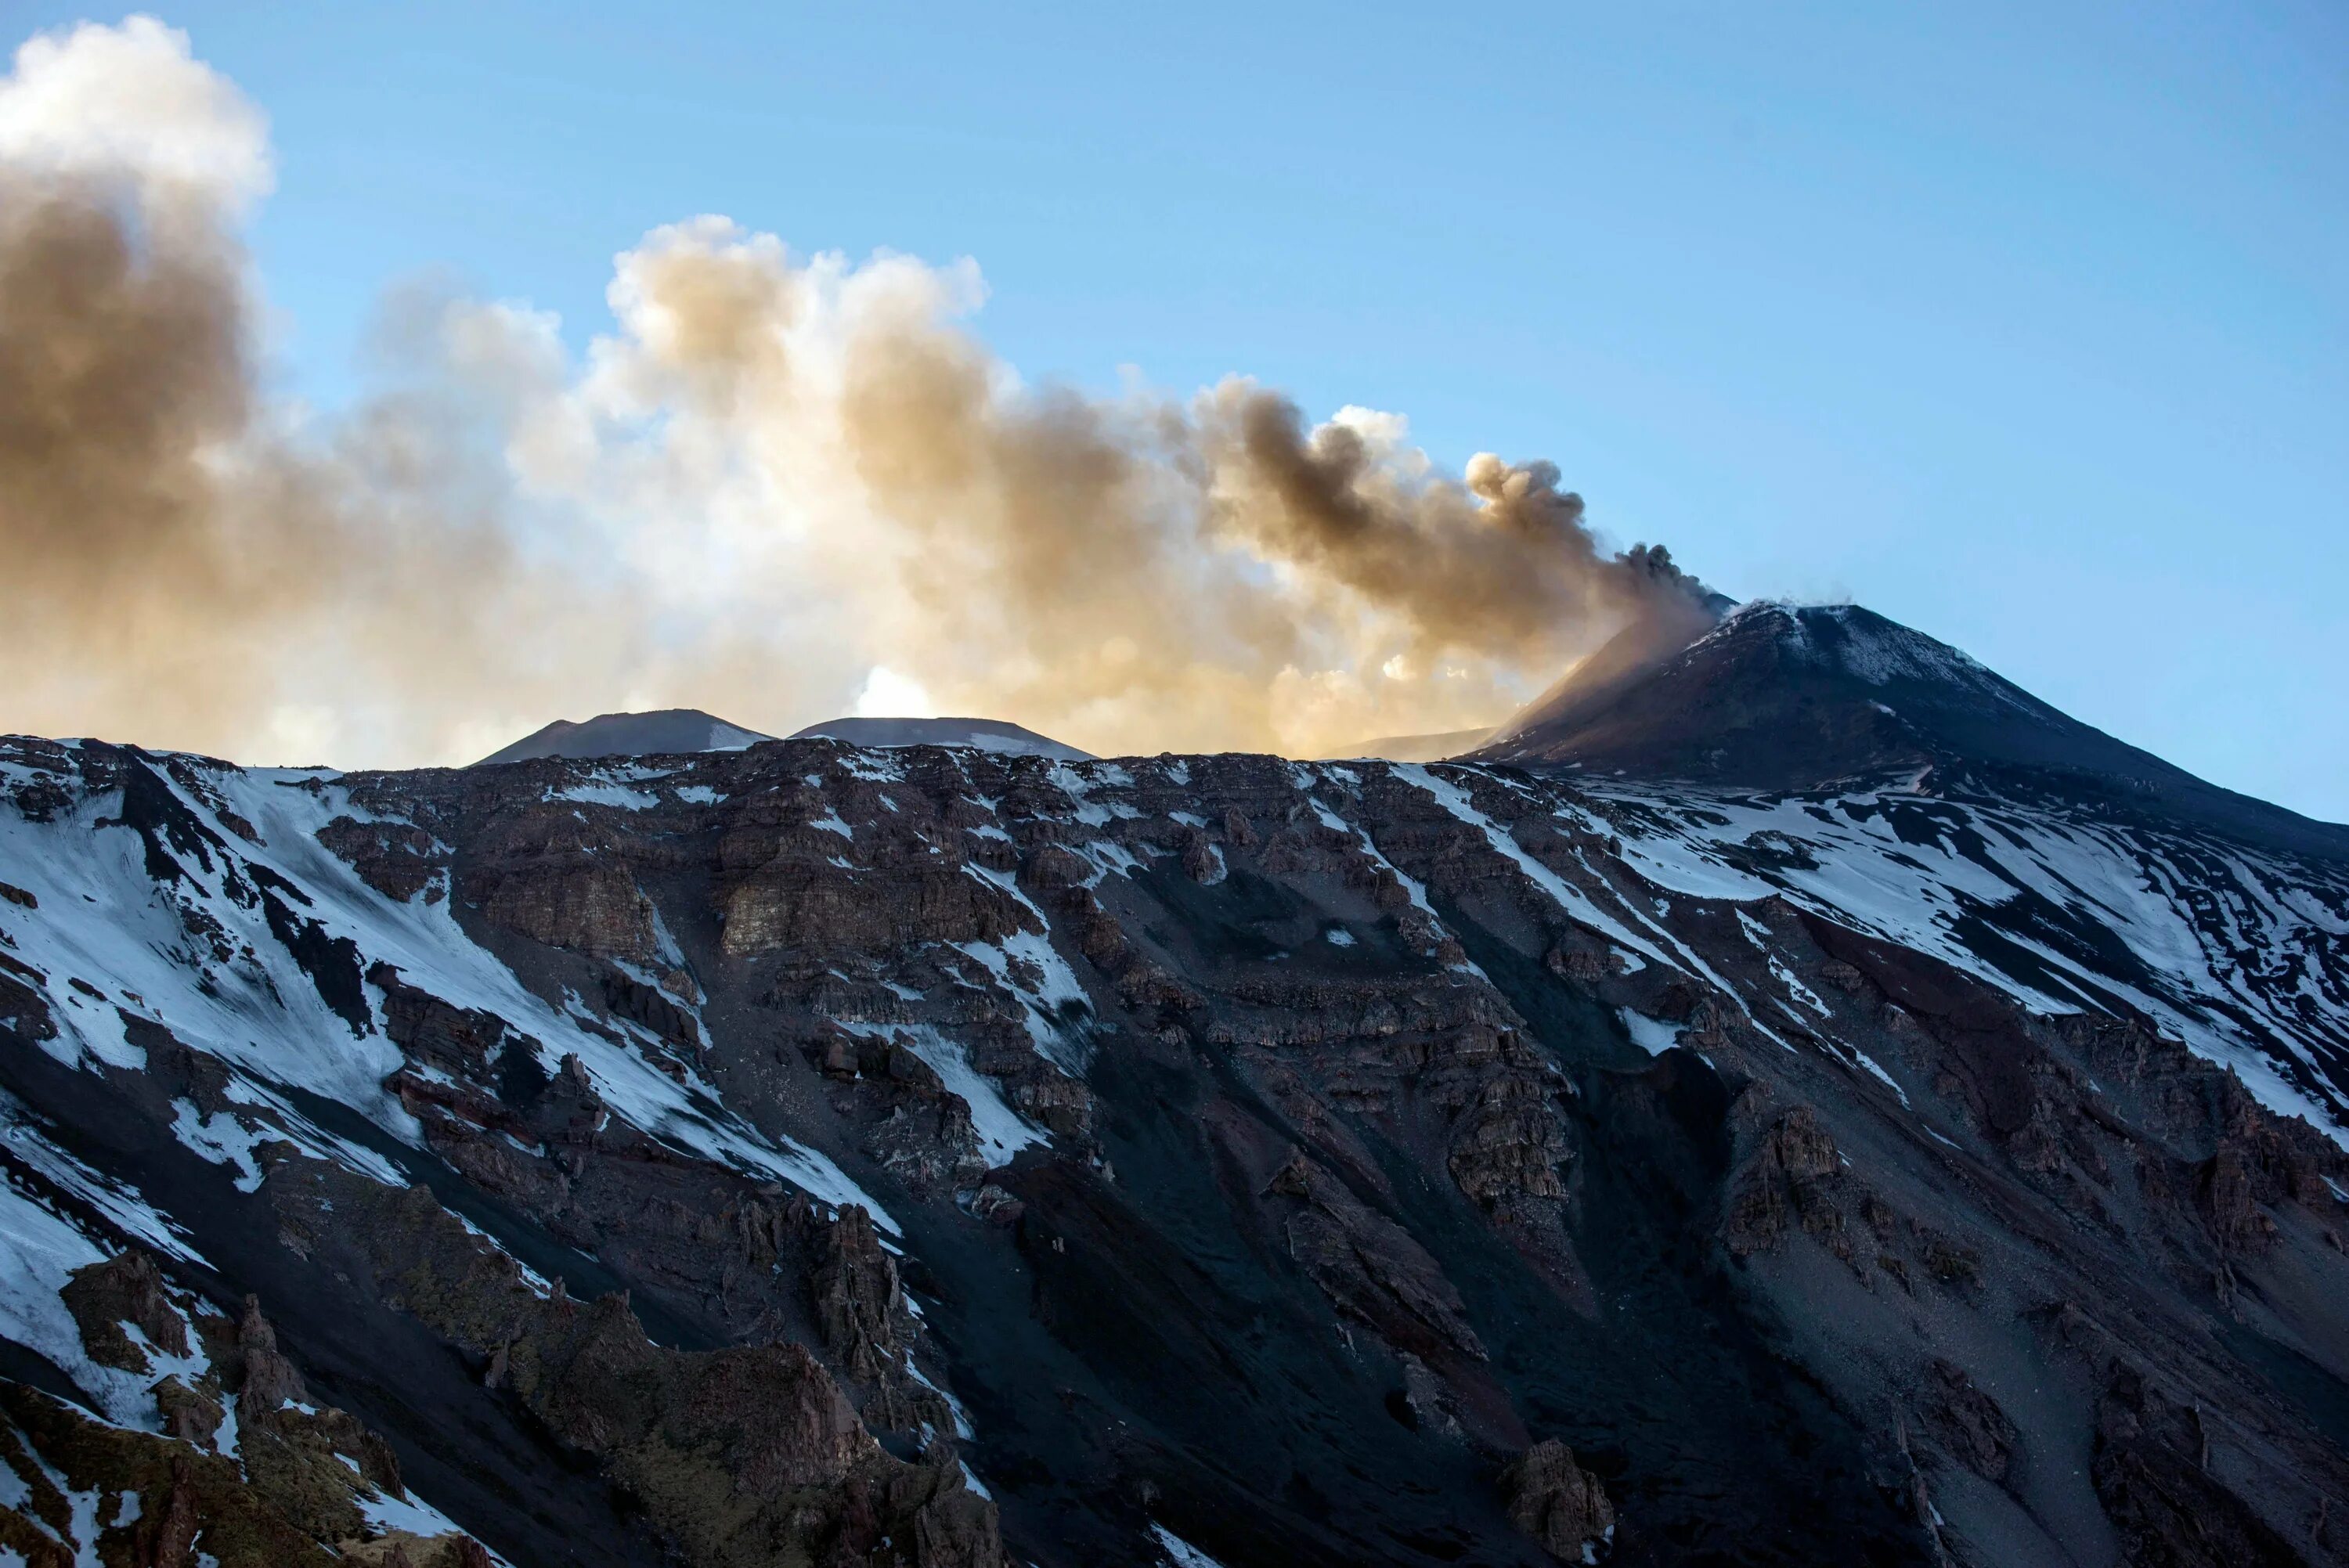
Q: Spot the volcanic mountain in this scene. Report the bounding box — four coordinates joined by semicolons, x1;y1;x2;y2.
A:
1478;600;2349;859
474;707;774;765
1331;727;1499;764
3;611;2347;1568
788;716;1092;761
474;710;1093;769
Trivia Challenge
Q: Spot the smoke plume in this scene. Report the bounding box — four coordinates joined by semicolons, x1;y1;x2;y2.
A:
0;17;1712;766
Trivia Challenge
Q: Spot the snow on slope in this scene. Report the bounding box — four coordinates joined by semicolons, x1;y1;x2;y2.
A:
1720;599;2022;701
1576;777;2349;1135
0;1107;211;1426
11;737;2346;1188
0;746;893;1228
1279;755;2347;1141
1391;762;1673;973
0;1084;509;1561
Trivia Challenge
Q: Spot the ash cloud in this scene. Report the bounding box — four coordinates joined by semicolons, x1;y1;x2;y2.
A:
1208;388;1702;668
0;17;1712;766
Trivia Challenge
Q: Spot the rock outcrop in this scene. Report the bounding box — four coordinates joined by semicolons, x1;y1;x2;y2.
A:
1502;1440;1616;1562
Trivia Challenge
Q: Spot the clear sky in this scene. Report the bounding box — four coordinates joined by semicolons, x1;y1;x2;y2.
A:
19;3;2347;817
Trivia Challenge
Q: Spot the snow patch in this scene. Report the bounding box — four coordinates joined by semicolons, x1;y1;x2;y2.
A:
1151;1524;1232;1568
831;1021;1044;1162
543;780;657;810
1619;1010;1682;1056
1391;764;1674;973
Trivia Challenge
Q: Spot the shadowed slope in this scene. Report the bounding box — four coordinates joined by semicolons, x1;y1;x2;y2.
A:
1478;602;2349;860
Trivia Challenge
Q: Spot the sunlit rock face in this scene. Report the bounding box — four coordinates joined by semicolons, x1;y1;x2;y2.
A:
5;624;2348;1567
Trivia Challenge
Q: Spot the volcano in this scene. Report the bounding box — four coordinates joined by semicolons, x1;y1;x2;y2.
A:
1478;600;2349;859
474;707;774;765
4;607;2347;1568
788;715;1092;760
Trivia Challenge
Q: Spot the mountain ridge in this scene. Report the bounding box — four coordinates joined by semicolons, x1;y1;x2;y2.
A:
473;709;1095;769
788;716;1093;761
474;707;774;766
3;607;2347;1567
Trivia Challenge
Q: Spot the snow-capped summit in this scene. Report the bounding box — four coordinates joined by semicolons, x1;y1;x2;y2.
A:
1479;600;2349;858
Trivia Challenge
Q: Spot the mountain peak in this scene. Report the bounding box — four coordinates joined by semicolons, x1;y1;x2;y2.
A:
474;708;773;766
1480;600;2348;857
785;716;1092;761
1703;600;2012;694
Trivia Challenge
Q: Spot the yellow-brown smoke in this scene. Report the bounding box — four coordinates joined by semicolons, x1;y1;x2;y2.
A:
0;19;1710;766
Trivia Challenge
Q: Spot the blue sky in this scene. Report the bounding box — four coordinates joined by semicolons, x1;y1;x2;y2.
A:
21;2;2347;816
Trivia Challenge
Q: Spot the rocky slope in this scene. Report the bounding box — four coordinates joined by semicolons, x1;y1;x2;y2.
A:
2;712;2347;1565
1478;601;2349;860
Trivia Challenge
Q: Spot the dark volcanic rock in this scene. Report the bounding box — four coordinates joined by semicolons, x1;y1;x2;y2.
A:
1501;1439;1616;1562
2;706;2347;1567
474;708;773;766
62;1249;187;1372
1478;600;2349;859
1919;1358;2019;1484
